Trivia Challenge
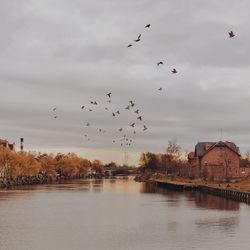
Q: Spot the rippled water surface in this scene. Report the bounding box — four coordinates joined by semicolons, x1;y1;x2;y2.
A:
0;178;250;250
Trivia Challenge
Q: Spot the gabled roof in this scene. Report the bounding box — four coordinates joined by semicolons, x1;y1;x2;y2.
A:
195;142;214;157
195;141;240;158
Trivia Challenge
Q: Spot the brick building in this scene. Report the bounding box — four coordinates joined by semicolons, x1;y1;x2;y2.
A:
0;138;15;151
188;141;241;181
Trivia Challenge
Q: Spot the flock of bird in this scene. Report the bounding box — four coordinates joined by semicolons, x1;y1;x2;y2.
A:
51;23;236;149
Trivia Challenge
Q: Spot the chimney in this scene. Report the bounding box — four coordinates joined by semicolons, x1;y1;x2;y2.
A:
20;138;24;151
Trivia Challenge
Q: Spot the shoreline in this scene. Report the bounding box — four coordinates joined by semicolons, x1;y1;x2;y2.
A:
147;177;250;204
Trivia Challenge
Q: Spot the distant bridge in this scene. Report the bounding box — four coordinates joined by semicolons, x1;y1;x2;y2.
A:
104;167;139;176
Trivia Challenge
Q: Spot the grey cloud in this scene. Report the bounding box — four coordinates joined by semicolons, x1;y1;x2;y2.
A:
1;0;250;164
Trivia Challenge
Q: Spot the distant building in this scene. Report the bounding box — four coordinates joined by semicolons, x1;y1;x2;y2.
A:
188;141;241;181
0;138;15;151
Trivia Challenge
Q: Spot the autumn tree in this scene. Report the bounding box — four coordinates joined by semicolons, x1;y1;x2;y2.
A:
0;146;16;180
78;158;90;176
139;152;160;172
56;153;79;178
166;139;181;160
39;154;57;178
14;151;41;177
91;160;104;174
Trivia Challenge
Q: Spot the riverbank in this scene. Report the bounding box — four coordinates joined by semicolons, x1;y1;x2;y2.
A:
135;175;250;204
0;174;105;189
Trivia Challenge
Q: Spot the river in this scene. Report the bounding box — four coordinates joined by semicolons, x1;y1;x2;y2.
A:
0;178;249;250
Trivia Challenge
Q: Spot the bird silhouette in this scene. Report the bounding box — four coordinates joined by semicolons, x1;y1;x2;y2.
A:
127;44;132;48
143;125;148;131
157;61;163;66
130;123;135;127
125;105;130;110
134;34;141;42
81;106;85;109
228;31;235;38
107;92;111;98
158;87;162;91
89;109;93;112
94;101;98;105
99;129;102;132
86;122;90;126
137;116;142;121
172;68;177;74
108;100;111;103
54;116;57;119
134;109;139;114
53;108;57;111
113;140;115;143
133;131;136;134
116;111;120;115
112;112;116;117
119;128;123;132
105;107;109;111
145;24;151;28
90;101;94;104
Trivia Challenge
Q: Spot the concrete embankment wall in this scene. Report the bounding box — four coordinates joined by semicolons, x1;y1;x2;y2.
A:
155;180;250;204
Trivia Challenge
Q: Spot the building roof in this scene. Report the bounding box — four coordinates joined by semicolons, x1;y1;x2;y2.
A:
195;141;240;158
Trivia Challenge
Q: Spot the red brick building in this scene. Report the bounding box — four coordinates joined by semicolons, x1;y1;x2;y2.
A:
0;138;15;151
188;141;241;181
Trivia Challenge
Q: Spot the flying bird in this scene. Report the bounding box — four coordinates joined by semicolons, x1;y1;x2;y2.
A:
112;112;116;117
86;122;90;126
228;31;235;38
125;105;130;110
116;111;120;115
119;128;123;132
137;116;142;121
134;34;141;42
81;106;85;109
134;109;139;114
143;125;148;131
52;108;57;111
108;100;111;103
145;24;151;28
127;44;132;48
54;116;57;119
130;123;135;127
158;87;162;91
94;101;98;105
89;109;93;112
107;92;111;98
105;107;108;111
157;61;163;66
172;68;177;74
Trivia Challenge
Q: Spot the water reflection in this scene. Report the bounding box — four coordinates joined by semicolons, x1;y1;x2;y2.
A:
0;178;248;250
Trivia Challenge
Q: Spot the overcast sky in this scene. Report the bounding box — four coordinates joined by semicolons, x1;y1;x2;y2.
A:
1;0;250;165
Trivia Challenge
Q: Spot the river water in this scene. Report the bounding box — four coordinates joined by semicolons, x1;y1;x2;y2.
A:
0;178;249;250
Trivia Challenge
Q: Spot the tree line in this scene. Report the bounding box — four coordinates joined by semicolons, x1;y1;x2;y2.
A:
138;139;189;176
0;146;111;185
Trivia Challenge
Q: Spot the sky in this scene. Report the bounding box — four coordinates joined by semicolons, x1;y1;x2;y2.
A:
1;0;250;165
